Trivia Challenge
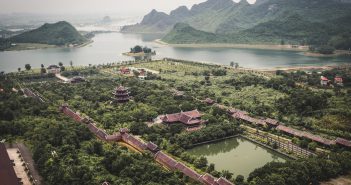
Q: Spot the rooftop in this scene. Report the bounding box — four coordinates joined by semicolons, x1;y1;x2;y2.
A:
277;125;335;145
0;144;21;185
161;110;203;125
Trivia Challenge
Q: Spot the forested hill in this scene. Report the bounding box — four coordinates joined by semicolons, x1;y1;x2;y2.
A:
122;0;351;34
10;21;87;46
123;0;351;49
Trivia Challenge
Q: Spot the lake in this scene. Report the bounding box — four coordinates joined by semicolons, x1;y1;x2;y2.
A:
0;32;350;72
187;137;289;179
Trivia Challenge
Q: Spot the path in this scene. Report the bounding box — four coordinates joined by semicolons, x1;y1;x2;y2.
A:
17;143;43;185
55;74;69;82
59;105;234;185
7;148;31;185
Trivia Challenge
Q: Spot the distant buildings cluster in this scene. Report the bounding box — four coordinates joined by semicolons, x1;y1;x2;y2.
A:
320;76;343;86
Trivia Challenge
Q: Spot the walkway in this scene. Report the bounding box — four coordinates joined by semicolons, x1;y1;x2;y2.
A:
7;148;31;185
59;104;234;185
54;74;69;82
17;143;42;185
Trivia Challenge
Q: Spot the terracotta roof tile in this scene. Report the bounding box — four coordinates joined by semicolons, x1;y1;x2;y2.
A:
155;151;178;170
336;138;351;147
175;163;201;181
0;144;21;185
147;142;159;152
277;125;335;145
201;173;217;185
216;177;234;185
122;134;147;151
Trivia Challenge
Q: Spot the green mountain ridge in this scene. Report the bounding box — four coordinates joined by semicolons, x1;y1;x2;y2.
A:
122;0;351;35
162;23;226;44
162;13;351;50
123;0;351;49
10;21;87;46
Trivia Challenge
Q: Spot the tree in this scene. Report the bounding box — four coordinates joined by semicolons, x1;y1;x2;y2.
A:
70;61;73;68
317;45;335;54
206;163;215;173
280;39;285;45
235;175;244;184
41;68;46;74
133;70;140;77
131;45;143;53
235;63;239;69
230;61;234;67
222;170;234;179
308;142;318;151
58;62;63;67
17;68;21;72
60;66;65;72
25;64;31;71
143;47;152;53
194;156;208;169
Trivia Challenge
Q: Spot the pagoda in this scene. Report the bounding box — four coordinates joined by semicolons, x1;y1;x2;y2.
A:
112;85;130;103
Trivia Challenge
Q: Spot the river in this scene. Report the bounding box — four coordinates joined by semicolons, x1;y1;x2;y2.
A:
0;32;350;72
187;137;289;179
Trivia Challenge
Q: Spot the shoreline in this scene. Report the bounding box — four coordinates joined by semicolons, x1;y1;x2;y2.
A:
122;52;155;57
4;39;94;52
154;39;309;52
303;50;351;57
162;57;346;73
155;39;351;57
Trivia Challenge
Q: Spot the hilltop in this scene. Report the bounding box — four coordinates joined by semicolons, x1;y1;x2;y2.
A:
122;0;351;49
10;21;88;46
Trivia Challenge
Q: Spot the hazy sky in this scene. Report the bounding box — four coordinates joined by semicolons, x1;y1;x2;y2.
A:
0;0;256;16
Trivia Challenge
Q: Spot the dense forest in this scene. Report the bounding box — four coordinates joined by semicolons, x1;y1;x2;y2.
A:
1;60;351;184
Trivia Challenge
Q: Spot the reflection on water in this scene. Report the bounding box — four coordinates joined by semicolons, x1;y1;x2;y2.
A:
191;138;240;156
187;137;288;178
0;32;350;73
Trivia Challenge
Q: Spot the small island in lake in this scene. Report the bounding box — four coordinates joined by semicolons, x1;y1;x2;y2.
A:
123;45;156;57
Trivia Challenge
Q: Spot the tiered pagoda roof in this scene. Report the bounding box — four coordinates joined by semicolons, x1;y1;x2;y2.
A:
112;85;130;103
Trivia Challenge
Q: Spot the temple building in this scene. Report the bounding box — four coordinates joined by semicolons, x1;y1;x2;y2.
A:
120;67;130;74
112;85;131;103
0;144;21;185
320;76;329;86
204;98;215;105
47;65;60;74
334;76;343;86
160;110;206;128
70;76;86;84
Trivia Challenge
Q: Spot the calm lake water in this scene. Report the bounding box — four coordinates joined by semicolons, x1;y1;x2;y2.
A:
0;32;350;72
187;137;288;178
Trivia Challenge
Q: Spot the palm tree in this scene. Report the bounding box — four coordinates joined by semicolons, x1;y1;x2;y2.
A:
17;68;21;72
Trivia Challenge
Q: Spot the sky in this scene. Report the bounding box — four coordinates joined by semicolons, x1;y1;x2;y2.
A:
0;0;256;16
